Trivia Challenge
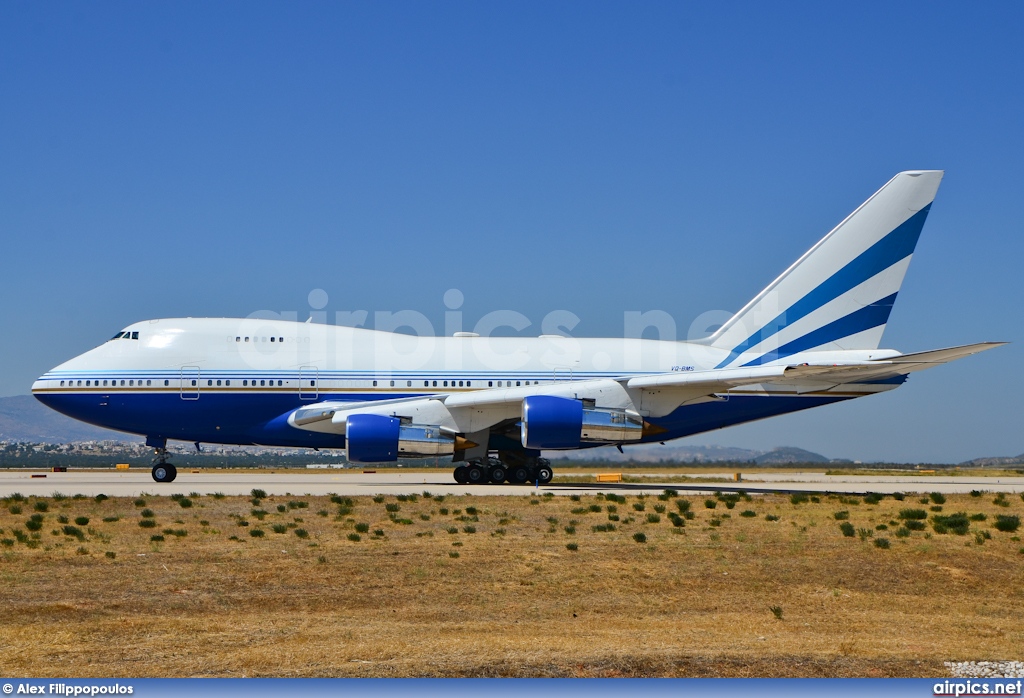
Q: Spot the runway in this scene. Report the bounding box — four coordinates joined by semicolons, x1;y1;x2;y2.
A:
2;468;1024;498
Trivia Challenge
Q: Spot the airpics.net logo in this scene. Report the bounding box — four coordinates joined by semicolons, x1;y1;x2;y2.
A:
234;287;736;373
934;680;1023;696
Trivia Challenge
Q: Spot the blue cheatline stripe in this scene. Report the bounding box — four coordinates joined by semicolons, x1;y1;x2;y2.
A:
716;204;931;368
740;292;898;367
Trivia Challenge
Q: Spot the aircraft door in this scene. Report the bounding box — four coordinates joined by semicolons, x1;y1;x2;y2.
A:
299;366;318;400
180;366;200;400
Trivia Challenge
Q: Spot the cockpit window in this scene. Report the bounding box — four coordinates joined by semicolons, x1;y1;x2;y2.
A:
110;330;140;341
111;332;124;340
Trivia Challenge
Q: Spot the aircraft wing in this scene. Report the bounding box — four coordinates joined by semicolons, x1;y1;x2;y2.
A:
287;342;1004;435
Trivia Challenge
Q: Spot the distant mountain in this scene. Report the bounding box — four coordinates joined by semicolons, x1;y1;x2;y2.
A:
548;442;833;464
754;446;831;464
958;454;1024;468
0;395;141;443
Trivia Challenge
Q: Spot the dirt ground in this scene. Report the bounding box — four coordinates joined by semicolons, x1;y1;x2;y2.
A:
1;488;1021;677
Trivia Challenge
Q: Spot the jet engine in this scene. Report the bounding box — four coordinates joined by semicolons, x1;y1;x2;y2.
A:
520;395;643;450
345;413;458;463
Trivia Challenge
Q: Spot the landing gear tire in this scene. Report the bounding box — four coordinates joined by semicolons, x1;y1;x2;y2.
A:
535;462;553;485
152;464;177;483
465;464;486;484
453;467;469;484
489;465;507;484
508;466;530;484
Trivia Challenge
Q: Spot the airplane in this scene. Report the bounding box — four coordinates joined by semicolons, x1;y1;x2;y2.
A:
32;170;1003;483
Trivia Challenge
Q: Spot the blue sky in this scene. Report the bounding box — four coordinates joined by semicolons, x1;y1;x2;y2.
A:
2;1;1021;462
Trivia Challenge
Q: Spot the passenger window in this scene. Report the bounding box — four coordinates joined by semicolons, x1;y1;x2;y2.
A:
60;381;65;387
121;380;126;386
208;380;213;386
245;337;250;342
310;380;315;386
443;381;448;387
279;337;284;342
516;381;521;386
458;380;464;387
432;380;437;387
148;380;152;386
424;381;429;387
488;381;493;387
260;380;265;386
192;380;197;386
467;381;471;387
86;380;90;386
278;380;283;386
78;381;82;387
270;337;275;342
225;380;230;386
236;337;241;342
129;380;134;386
164;380;168;386
390;380;395;387
407;380;411;387
373;380;377;387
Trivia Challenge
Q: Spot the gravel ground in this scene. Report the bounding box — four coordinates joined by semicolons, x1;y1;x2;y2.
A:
946;661;1024;678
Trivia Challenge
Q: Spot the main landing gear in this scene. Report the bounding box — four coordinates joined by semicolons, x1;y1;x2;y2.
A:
452;457;552;486
151;447;177;483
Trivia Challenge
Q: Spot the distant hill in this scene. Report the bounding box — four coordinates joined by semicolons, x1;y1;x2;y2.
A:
549;442;834;464
958;454;1024;468
754;446;831;464
0;395;141;443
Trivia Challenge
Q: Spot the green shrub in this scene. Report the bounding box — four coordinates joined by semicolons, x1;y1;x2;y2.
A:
591;523;615;533
899;509;927;520
251;489;267;499
103;516;120;523
905;520;926;531
790;493;810;505
140;508;155;518
139;519;157;528
632;532;647;544
932;512;970;535
8;505;22;515
462;525;476;534
25;519;43;532
355;523;370;533
765;514;780;522
271;524;288;534
105;551;116;559
295;528;309;539
564;526;576;534
56;514;69;524
566;542;578;551
62;525;84;539
704;499;717;510
864;493;882;505
892;492;905;501
178;498;193;508
834;511;850;520
970;513;987;521
874;537;891;549
385;503;400;513
994;515;1021;533
645;513;661;524
465;506;478;515
150;535;165;542
676;500;691;513
74;516;89;526
970;490;983;498
251;509;267;520
769;605;783;620
347;533;361;542
839;522;855;537
249;528;265;538
288;501;308;510
929;492;946;505
33;501;48;512
857;528;873;541
372;495;385;504
895;527;911;538
446;526;458;534
736;510;755;518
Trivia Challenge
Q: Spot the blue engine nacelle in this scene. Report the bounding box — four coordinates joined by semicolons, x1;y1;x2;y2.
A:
521;395;644;450
345;413;457;463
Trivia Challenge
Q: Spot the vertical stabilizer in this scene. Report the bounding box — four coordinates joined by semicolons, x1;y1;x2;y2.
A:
707;170;943;367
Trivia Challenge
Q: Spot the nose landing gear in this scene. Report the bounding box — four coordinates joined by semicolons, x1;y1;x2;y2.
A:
150;444;177;483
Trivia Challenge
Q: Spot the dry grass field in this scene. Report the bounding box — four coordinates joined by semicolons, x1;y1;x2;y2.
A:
1;487;1022;678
